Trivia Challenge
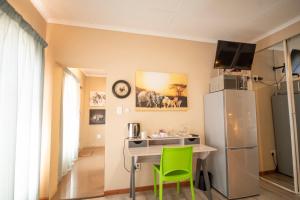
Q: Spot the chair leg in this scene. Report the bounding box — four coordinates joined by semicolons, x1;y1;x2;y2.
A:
153;168;157;196
177;182;180;194
159;179;163;200
190;177;195;200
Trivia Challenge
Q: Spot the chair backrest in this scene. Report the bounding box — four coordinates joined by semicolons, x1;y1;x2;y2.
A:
160;146;193;176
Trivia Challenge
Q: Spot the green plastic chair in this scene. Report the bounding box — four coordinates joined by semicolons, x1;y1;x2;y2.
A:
153;146;195;200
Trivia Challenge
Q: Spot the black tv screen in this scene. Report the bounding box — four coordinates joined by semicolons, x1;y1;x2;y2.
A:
291;49;300;74
214;40;256;70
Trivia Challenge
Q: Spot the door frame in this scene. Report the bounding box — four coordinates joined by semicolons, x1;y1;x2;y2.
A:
283;39;300;194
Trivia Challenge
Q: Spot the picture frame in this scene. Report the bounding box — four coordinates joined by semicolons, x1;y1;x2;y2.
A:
89;109;105;124
135;71;188;111
90;91;106;107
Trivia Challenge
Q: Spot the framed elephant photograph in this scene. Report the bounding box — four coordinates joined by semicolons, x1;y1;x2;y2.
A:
135;71;188;111
89;109;105;124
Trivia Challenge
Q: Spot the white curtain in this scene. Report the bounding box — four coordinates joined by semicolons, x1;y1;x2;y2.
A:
0;1;46;200
60;72;80;177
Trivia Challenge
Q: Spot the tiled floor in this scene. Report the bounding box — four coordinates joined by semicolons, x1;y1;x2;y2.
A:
261;172;294;191
91;180;300;200
53;147;105;199
52;148;300;200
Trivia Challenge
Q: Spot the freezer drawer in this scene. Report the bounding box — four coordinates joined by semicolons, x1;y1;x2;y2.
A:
207;147;228;197
227;147;259;199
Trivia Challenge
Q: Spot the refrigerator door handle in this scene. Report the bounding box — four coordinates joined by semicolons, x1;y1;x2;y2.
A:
227;146;257;150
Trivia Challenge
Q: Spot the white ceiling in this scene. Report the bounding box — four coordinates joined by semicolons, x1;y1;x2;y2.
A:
32;0;300;43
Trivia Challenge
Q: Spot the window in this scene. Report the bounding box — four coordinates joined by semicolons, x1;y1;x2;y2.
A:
0;1;47;199
60;71;80;178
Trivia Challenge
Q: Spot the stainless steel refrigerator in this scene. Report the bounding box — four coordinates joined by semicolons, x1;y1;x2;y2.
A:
204;90;259;199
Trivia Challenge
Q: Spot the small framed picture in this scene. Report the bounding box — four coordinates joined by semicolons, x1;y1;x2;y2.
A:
89;109;105;125
90;91;106;107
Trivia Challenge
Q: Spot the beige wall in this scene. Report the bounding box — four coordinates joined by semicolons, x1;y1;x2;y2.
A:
252;48;285;172
255;86;276;172
7;0;300;196
69;68;86;85
46;23;216;191
81;77;107;148
7;0;47;39
49;63;64;198
39;46;55;199
252;49;284;87
257;21;300;51
288;33;300;52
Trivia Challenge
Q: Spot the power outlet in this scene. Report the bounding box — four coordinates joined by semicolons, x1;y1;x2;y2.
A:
270;150;276;156
136;163;141;170
252;75;263;82
253;75;259;82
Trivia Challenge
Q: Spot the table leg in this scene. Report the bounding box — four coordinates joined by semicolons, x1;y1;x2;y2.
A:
131;156;136;200
201;159;212;200
130;157;133;198
195;159;202;188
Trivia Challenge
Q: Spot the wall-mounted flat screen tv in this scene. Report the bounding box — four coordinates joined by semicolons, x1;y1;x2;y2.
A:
214;40;256;70
291;49;300;74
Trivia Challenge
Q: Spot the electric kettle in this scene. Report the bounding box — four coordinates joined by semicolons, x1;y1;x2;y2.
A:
128;123;140;138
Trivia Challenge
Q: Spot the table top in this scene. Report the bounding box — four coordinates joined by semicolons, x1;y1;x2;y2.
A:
127;135;200;141
127;144;217;157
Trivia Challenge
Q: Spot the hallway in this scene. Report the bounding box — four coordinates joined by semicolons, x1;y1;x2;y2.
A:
54;147;105;199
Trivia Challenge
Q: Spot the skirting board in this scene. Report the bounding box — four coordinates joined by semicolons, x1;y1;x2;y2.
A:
259;170;276;176
104;181;190;196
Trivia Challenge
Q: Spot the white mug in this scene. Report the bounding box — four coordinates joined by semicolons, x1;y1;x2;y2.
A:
140;131;147;139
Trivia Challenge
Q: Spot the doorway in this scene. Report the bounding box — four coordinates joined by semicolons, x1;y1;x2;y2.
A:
252;41;295;192
253;34;300;193
54;68;107;199
287;33;300;193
